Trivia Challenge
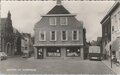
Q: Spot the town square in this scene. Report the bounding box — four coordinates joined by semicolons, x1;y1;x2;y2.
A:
0;0;120;74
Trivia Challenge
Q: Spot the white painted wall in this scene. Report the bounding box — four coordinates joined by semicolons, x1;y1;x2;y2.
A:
111;5;120;41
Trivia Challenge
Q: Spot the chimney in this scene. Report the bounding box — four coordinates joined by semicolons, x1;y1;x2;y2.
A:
57;0;61;6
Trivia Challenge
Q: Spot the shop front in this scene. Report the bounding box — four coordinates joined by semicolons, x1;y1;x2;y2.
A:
34;44;84;60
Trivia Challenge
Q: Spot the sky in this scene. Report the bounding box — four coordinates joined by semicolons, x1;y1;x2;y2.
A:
1;1;115;42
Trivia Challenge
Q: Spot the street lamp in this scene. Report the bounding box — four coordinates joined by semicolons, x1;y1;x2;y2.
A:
110;45;112;68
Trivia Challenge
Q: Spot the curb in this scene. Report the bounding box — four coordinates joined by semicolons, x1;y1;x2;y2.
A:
101;60;116;74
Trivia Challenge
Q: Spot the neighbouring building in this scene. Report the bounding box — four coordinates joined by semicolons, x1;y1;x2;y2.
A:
13;28;22;55
90;40;98;46
0;11;21;56
0;1;1;51
34;0;84;59
21;33;33;56
110;2;120;61
101;2;120;60
83;28;88;59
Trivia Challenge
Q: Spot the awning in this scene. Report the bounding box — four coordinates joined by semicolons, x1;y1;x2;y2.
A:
33;43;83;47
111;37;120;51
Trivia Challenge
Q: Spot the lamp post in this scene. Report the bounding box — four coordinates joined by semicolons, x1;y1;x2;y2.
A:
110;45;112;68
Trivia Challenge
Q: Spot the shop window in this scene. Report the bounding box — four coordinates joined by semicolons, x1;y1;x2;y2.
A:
46;47;61;57
72;30;79;41
61;31;68;41
66;47;80;57
60;17;68;25
49;17;56;25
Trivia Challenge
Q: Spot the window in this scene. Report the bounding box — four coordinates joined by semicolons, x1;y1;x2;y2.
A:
72;30;79;41
118;50;120;60
112;26;114;32
66;47;80;57
49;17;56;25
114;15;117;31
118;11;120;29
39;31;46;41
61;31;68;41
46;47;61;57
115;15;117;23
50;31;57;41
60;17;68;25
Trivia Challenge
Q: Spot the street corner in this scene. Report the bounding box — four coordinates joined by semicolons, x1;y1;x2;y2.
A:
102;60;120;74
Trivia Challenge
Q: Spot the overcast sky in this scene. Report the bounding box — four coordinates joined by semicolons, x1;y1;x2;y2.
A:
1;1;115;42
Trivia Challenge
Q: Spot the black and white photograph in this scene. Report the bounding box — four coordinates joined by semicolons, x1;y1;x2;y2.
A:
0;0;120;74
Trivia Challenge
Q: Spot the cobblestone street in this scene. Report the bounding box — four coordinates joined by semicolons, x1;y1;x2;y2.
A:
0;57;115;74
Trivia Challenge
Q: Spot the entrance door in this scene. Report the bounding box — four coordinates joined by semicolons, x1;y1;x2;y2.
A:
37;48;43;59
6;43;11;56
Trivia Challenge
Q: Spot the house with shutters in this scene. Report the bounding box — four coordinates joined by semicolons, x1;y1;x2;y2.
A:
34;0;85;59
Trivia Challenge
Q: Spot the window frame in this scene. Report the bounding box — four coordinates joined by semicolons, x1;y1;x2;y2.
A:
49;17;57;25
39;31;46;41
50;31;57;41
72;30;79;41
66;47;80;57
60;17;68;25
61;30;68;41
46;47;61;57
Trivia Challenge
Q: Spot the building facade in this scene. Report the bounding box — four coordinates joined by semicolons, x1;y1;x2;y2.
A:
21;33;33;56
111;2;120;41
101;2;120;60
101;16;111;59
0;11;21;56
111;2;120;61
34;1;84;59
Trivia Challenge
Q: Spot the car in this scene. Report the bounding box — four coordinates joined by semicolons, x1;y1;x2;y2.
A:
0;52;7;61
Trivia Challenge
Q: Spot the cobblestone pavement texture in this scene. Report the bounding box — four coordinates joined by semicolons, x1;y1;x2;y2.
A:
0;57;116;74
102;59;120;74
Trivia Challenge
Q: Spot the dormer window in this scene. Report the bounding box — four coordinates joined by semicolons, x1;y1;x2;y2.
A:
60;17;68;25
49;17;56;25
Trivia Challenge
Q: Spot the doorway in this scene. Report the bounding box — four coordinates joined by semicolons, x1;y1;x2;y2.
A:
6;42;12;56
37;48;44;59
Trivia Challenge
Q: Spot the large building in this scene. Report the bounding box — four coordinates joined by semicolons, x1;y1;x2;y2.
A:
0;11;21;56
101;2;120;60
34;1;84;59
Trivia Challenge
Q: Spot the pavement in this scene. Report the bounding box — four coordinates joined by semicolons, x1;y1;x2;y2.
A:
0;56;116;74
102;59;120;74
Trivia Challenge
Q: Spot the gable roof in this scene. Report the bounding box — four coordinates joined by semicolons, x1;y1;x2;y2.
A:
47;5;70;14
97;37;102;42
101;2;120;24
